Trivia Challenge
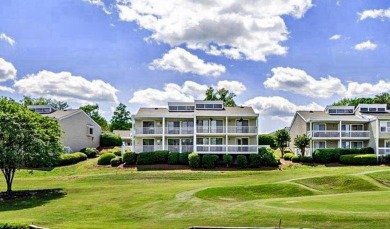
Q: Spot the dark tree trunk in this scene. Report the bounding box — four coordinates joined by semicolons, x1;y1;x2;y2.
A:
1;168;15;195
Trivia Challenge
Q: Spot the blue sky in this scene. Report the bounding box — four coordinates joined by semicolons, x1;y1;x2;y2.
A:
0;0;389;132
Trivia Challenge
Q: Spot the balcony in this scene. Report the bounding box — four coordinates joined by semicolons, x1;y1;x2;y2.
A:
196;126;257;134
133;127;163;135
167;145;194;153
196;145;258;154
227;126;257;134
165;127;194;135
134;145;162;152
307;131;370;138
378;148;390;155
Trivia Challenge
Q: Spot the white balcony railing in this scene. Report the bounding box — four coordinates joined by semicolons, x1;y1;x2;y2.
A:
196;145;258;154
227;126;257;134
307;131;370;138
133;127;163;135
134;145;162;152
165;127;194;135
196;126;225;133
378;148;390;155
167;145;194;153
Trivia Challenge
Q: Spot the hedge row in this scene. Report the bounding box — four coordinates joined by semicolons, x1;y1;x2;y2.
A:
59;152;87;166
339;154;377;165
313;147;375;164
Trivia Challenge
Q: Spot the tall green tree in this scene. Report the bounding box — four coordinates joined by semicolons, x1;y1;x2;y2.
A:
79;104;109;130
204;87;237;107
274;129;291;156
332;93;390;109
20;96;69;110
110;103;132;131
294;134;311;156
0;98;63;195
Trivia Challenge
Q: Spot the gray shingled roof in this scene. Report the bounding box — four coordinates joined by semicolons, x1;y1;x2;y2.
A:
42;109;81;119
297;111;368;122
134;106;257;117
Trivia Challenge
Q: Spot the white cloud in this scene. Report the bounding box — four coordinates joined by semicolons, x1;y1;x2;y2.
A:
264;67;346;98
354;40;377;51
150;48;226;77
244;96;324;123
129;81;208;107
346;80;390;97
0;33;15;46
329;34;341;40
359;8;390;21
0;58;17;82
217;80;246;95
84;0;111;14
0;85;15;93
117;0;313;62
14;70;119;103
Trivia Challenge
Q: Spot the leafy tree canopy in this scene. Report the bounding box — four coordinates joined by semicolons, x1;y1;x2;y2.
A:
0;97;63;194
79;104;109;130
294;134;311;156
204;87;237;107
274;129;291;156
110;103;132;131
20;96;69;110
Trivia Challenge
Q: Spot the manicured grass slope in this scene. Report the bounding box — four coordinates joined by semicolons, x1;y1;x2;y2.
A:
0;159;390;229
196;183;314;201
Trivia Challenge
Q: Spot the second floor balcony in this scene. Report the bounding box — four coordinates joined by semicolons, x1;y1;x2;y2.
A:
307;130;370;138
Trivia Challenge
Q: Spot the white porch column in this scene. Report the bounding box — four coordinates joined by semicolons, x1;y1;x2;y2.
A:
225;116;228;154
376;119;379;158
162;117;166;150
193;115;197;153
309;121;312;156
339;121;342;148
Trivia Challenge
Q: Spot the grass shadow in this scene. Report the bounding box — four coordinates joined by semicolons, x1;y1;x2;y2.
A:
0;188;66;211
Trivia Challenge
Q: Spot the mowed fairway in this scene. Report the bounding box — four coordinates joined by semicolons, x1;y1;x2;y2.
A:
1;160;390;229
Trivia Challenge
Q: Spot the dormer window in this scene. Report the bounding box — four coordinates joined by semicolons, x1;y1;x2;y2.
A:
168;105;195;112
327;107;354;115
359;104;387;113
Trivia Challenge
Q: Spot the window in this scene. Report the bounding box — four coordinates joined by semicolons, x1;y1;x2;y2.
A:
314;141;326;149
205;104;213;109
181;121;194;134
214;104;223;109
378;108;386;112
314;124;326;131
196;120;209;133
369;108;376;112
87;125;94;136
328;109;337;114
196;104;204;109
341;141;350;149
210;120;224;133
351;125;363;131
167;121;180;134
380;121;390;133
351;141;363;149
360;107;368;112
168;139;180;152
197;138;209;145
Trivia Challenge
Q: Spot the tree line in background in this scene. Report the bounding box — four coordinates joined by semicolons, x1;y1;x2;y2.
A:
332;92;390;109
20;96;132;131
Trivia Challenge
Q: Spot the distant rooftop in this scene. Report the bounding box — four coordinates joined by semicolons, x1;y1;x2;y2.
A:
28;105;56;114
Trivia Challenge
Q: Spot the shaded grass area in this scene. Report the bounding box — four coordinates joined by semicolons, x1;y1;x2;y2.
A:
293;175;382;193
195;183;314;201
0;189;66;211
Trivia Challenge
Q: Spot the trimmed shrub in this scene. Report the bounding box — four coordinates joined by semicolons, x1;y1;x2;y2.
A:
100;131;122;147
179;152;191;165
283;153;295;161
110;157;122;167
81;148;99;158
258;147;279;167
291;155;301;162
340;148;361;155
59;152;87;166
122;151;136;165
301;156;314;163
313;149;340;163
154;150;169;164
137;152;156;165
188;152;200;168
339;154;378;165
168;152;180;165
202;154;218;169
258;134;276;148
249;154;261;167
237;155;248;168
98;153;116;165
223;154;233;167
360;147;375;154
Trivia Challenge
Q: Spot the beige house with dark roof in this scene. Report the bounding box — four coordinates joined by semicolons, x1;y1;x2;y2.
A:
29;105;101;152
289;104;390;157
131;100;259;154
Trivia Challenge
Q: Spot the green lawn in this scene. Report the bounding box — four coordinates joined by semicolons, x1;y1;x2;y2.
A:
1;159;390;228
